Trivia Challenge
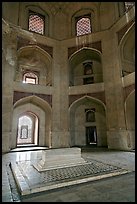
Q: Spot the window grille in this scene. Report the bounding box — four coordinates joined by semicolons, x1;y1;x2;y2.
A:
76;17;91;36
29;11;44;34
23;72;38;84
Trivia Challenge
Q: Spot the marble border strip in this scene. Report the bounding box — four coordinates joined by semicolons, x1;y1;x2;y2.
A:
11;162;31;195
11;162;130;196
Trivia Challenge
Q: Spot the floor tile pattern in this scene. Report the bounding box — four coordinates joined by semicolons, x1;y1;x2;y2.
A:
16;158;123;188
2;149;135;202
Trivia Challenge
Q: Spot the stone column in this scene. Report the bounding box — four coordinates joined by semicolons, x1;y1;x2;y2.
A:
51;41;69;148
102;30;130;150
2;21;17;152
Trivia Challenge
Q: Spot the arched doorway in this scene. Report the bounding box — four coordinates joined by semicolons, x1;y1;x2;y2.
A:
85;109;97;145
69;96;107;147
17;112;38;146
11;95;52;150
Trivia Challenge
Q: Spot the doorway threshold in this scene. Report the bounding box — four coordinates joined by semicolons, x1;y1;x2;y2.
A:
10;146;49;152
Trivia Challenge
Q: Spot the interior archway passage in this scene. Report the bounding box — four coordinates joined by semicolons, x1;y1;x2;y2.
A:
17;112;38;146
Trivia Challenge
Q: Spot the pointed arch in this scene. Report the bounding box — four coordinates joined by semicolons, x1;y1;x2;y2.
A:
69;47;103;86
118;23;135;77
69;95;106;111
17;45;52;62
16;45;52;85
69;95;107;147
13;95;52;112
119;23;135;63
69;47;102;63
11;95;52;149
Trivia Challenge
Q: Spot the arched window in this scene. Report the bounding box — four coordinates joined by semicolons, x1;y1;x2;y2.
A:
76;15;91;36
84;62;93;75
85;109;95;122
23;72;39;84
83;62;94;84
29;10;45;35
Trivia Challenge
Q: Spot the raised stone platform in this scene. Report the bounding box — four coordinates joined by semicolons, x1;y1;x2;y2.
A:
33;147;86;171
10;157;128;196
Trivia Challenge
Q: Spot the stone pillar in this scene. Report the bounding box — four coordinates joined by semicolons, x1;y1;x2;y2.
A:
51;41;69;148
102;30;130;150
2;21;17;152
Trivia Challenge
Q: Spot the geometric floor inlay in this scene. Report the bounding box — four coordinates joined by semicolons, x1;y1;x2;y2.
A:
11;158;129;196
18;160;120;183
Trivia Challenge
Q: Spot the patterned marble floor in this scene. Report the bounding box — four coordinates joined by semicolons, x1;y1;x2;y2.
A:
2;148;135;202
10;157;129;196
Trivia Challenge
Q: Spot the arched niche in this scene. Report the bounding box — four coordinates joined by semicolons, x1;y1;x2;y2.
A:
71;6;100;36
19;3;49;36
16;45;52;86
119;24;135;76
125;90;135;149
11;95;52;150
69;47;103;86
69;96;107;147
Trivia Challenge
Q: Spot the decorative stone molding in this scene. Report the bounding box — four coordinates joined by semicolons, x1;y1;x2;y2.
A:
68;41;102;58
13;91;52;106
69;92;105;106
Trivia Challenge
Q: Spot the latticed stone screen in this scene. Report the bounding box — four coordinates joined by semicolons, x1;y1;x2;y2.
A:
23;72;38;84
76;17;91;36
29;14;44;34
